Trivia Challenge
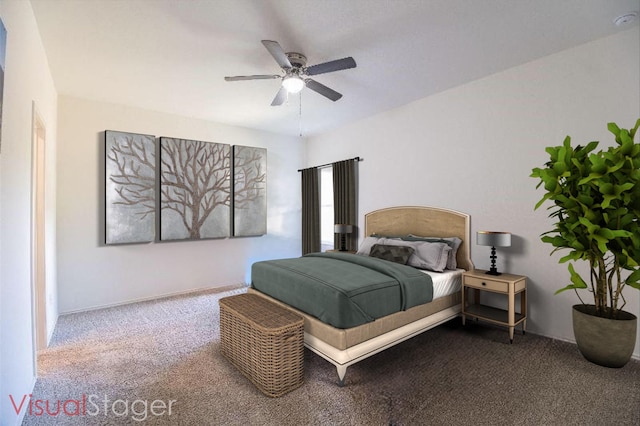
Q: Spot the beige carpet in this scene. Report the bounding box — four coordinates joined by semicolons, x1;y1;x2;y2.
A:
23;286;640;425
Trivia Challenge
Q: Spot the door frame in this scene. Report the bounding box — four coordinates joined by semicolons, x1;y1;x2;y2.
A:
31;102;47;364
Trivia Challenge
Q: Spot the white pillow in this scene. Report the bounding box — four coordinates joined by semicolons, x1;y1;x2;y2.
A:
356;236;383;255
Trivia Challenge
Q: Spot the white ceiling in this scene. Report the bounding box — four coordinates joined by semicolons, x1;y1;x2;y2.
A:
30;0;639;138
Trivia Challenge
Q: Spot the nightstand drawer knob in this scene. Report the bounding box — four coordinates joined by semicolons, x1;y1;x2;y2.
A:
482;282;486;286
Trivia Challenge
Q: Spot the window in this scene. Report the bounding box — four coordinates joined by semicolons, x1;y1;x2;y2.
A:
319;166;334;251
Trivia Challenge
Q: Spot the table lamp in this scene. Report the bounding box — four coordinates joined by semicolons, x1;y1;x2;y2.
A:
334;224;353;251
477;231;511;275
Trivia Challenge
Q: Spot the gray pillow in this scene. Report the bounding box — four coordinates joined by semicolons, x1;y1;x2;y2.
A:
369;244;415;265
356;235;404;256
405;235;462;270
378;238;450;272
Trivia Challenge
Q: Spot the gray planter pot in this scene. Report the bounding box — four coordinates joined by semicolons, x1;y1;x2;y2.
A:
572;304;637;368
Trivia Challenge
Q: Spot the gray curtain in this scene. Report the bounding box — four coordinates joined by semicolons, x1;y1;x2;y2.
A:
333;159;357;251
301;167;320;255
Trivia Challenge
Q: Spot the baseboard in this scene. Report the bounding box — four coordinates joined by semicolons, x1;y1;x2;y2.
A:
46;315;57;346
515;329;640;361
58;283;248;315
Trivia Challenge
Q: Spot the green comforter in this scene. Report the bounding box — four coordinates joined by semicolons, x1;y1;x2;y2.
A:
250;252;433;329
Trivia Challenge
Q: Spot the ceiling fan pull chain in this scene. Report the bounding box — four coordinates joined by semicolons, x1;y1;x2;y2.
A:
299;92;303;138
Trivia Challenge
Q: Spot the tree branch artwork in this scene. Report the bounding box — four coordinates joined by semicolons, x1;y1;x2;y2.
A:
233;146;267;236
159;138;231;240
105;131;156;244
105;133;267;242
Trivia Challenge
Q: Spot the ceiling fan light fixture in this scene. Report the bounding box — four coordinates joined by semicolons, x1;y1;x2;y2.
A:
282;75;305;93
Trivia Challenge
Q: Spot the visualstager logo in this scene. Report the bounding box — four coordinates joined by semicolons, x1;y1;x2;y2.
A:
10;394;177;422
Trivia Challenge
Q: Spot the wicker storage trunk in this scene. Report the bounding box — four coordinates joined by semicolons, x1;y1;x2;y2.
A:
219;293;304;397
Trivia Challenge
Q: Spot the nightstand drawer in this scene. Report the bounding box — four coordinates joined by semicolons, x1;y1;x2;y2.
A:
463;275;507;293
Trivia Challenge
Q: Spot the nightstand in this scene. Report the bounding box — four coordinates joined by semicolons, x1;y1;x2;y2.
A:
461;269;527;343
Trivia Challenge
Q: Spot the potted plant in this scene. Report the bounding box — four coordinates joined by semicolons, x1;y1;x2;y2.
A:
531;119;640;368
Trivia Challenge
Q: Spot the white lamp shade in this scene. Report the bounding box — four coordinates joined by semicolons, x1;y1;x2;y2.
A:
334;224;353;234
282;76;304;93
477;231;511;247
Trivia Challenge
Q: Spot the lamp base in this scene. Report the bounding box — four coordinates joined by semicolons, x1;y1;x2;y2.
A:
486;246;502;275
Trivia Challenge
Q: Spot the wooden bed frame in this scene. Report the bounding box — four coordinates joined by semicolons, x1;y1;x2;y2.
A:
249;206;474;385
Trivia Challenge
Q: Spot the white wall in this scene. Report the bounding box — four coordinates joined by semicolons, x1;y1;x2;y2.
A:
0;1;58;425
306;27;640;357
57;96;303;313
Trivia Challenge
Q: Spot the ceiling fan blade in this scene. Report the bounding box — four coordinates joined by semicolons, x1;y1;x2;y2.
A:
305;57;356;76
271;86;288;106
261;40;293;69
224;75;281;81
305;79;342;102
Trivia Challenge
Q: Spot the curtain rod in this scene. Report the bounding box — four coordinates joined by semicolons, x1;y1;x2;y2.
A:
297;156;362;172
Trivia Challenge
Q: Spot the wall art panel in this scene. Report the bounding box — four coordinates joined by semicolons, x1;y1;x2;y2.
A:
0;18;6;153
160;137;230;240
105;130;156;244
233;145;267;236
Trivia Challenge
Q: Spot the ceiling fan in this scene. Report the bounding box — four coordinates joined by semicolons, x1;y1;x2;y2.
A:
224;40;356;106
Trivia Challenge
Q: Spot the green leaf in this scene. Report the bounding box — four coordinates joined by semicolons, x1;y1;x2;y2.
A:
583;140;600;154
553;161;567;175
569;240;586;251
544;179;558;192
568;263;588;289
605;157;625;174
558;145;567;162
576;194;594;207
630;118;640;138
601;195;614;209
608;122;621;136
623;249;639;267
598;182;615;195
534;193;552;210
560;252;582;263
554;284;580;295
627;269;640;285
541;235;568;247
530;167;542;178
597;228;615;239
617;182;635;193
607;229;632;238
592;235;609;254
577;217;598;233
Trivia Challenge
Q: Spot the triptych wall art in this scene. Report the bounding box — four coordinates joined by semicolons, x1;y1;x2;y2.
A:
105;130;267;245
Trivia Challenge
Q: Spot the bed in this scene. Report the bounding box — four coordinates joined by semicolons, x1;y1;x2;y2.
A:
248;206;474;385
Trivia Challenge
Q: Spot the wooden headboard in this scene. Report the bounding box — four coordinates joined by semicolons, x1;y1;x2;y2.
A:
364;206;474;271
